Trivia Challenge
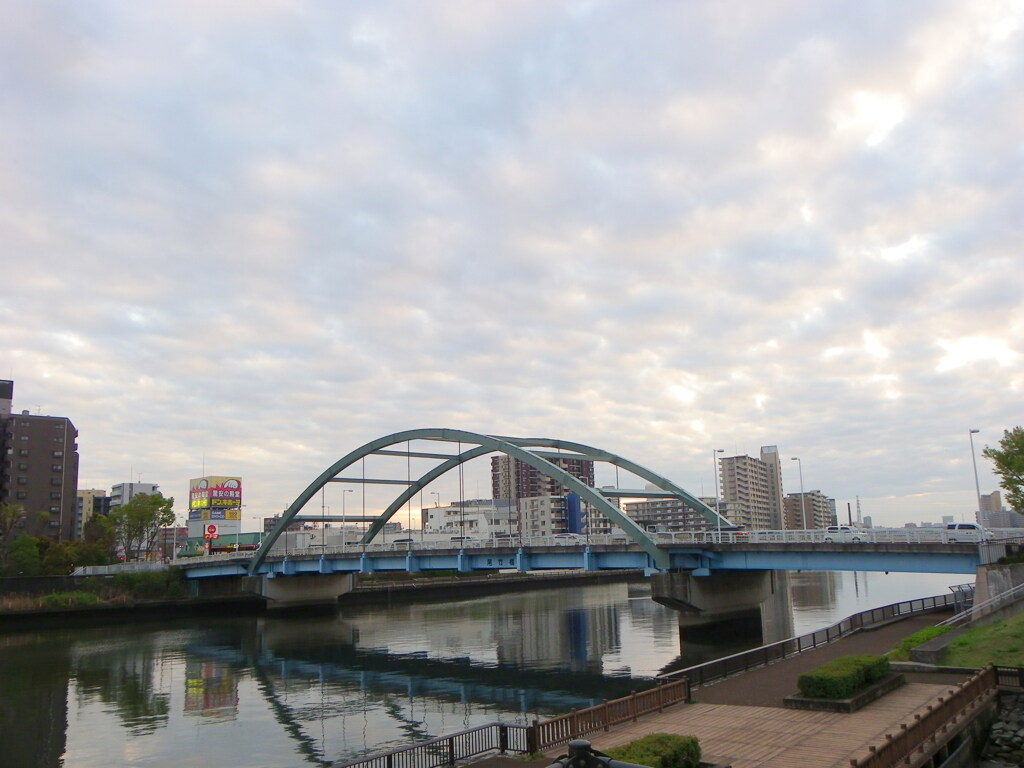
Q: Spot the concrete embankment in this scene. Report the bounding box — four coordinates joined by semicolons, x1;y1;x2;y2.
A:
0;569;644;628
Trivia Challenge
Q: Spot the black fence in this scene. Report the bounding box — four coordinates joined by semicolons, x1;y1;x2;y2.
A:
657;591;964;690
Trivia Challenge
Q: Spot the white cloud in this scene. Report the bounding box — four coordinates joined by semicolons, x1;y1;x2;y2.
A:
1;0;1022;527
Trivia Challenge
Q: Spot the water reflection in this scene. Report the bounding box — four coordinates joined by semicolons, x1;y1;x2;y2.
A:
0;572;970;768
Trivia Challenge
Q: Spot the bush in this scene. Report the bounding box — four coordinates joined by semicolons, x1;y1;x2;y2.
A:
112;570;187;600
605;733;701;768
797;655;890;699
38;591;100;609
888;625;951;661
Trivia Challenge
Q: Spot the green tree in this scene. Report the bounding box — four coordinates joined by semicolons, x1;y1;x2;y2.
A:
109;493;175;562
83;513;118;560
6;534;41;577
0;502;26;570
983;427;1024;512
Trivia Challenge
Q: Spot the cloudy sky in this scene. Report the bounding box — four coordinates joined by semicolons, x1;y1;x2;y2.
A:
3;0;1022;530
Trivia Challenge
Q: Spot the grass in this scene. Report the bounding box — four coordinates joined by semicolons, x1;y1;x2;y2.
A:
941;610;1024;667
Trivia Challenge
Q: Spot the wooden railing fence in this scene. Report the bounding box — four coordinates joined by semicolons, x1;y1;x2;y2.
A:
850;666;998;768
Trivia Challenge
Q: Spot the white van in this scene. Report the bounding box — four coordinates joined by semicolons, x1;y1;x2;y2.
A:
945;523;993;541
824;525;867;542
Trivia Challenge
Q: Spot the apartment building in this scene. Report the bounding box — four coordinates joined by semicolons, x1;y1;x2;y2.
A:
0;381;80;541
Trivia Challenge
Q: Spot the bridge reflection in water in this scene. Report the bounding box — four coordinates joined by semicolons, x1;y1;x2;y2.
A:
1;572;970;768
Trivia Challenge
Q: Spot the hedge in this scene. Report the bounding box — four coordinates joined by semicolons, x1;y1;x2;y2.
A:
797;654;890;699
605;733;701;768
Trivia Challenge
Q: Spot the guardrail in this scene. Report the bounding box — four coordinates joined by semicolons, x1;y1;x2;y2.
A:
335;679;690;768
337;722;530;768
174;527;1024;564
850;666;998;768
530;678;690;751
940;580;1024;628
657;591;967;690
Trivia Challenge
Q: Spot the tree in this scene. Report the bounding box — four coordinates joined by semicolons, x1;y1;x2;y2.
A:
982;427;1024;512
109;493;176;562
6;534;41;577
0;502;26;571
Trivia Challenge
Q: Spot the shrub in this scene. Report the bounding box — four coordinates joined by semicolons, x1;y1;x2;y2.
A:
888;625;951;661
605;733;701;768
112;570;187;600
797;655;890;699
38;591;100;609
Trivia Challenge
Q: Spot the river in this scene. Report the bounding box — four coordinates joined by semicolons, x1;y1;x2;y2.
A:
0;570;969;768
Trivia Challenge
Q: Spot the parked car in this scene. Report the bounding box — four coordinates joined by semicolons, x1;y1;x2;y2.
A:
824;525;867;542
945;522;994;541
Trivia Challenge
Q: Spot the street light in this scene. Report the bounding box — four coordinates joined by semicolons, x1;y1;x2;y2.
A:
431;491;440;507
969;429;983;524
713;449;725;534
791;458;807;528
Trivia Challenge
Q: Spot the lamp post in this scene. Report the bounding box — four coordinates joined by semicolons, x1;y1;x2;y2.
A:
791;458;807;528
969;429;983;524
431;492;440;507
713;449;725;534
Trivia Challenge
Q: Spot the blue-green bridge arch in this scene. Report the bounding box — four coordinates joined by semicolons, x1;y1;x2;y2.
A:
247;428;729;575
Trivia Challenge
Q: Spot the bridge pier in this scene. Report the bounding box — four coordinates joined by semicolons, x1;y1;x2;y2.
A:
260;572;356;612
651;570;777;627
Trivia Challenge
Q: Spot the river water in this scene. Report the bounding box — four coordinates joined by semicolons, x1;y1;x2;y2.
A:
0;571;968;768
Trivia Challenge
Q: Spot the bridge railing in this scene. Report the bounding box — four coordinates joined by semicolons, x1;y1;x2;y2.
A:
657;591;965;690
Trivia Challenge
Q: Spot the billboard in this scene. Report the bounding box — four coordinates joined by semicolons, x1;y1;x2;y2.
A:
189;476;243;511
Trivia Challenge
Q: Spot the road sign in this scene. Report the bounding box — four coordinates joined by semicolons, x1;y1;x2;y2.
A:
206;524;218;535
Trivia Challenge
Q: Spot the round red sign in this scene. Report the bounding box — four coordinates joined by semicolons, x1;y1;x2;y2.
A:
206;524;217;534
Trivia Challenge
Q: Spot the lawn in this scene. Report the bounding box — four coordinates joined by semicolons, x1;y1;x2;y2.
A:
941;610;1024;667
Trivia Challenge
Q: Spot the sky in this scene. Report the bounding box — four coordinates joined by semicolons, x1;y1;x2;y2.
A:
3;0;1022;531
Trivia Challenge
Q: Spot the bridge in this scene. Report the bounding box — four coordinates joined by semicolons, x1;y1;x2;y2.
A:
173;428;1016;613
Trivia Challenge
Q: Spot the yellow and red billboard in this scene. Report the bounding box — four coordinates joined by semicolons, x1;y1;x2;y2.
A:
189;476;242;521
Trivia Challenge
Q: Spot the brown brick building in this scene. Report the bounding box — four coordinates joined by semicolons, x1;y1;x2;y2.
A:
0;380;80;542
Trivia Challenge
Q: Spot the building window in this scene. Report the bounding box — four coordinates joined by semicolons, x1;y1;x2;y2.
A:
50;491;61;500
15;491;26;499
53;451;63;458
51;478;62;486
18;463;28;471
19;449;28;457
49;506;60;513
52;464;62;472
17;476;27;485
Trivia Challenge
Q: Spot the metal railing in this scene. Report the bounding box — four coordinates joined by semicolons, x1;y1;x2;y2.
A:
939;580;1024;628
530;678;690;751
850;666;998;768
336;723;530;768
658;591;966;690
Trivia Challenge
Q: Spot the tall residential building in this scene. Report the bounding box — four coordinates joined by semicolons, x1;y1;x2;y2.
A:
110;482;161;509
623;497;711;532
783;490;837;529
717;447;787;530
0;380;80;541
490;455;595;500
759;446;786;529
75;489;110;540
718;454;772;530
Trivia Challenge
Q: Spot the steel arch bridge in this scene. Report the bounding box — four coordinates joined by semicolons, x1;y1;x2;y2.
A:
247;428;728;574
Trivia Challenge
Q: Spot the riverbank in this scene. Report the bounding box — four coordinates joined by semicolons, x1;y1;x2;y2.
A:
0;568;645;629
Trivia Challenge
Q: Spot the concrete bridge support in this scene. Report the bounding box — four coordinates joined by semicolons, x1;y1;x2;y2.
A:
260;573;356;612
651;570;777;628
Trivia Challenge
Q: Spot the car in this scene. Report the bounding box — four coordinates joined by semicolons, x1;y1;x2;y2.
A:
449;536;479;543
552;532;586;542
945;523;994;541
824;525;867;542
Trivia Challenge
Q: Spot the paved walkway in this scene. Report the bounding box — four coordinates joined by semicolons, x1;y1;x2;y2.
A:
539;610;975;768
